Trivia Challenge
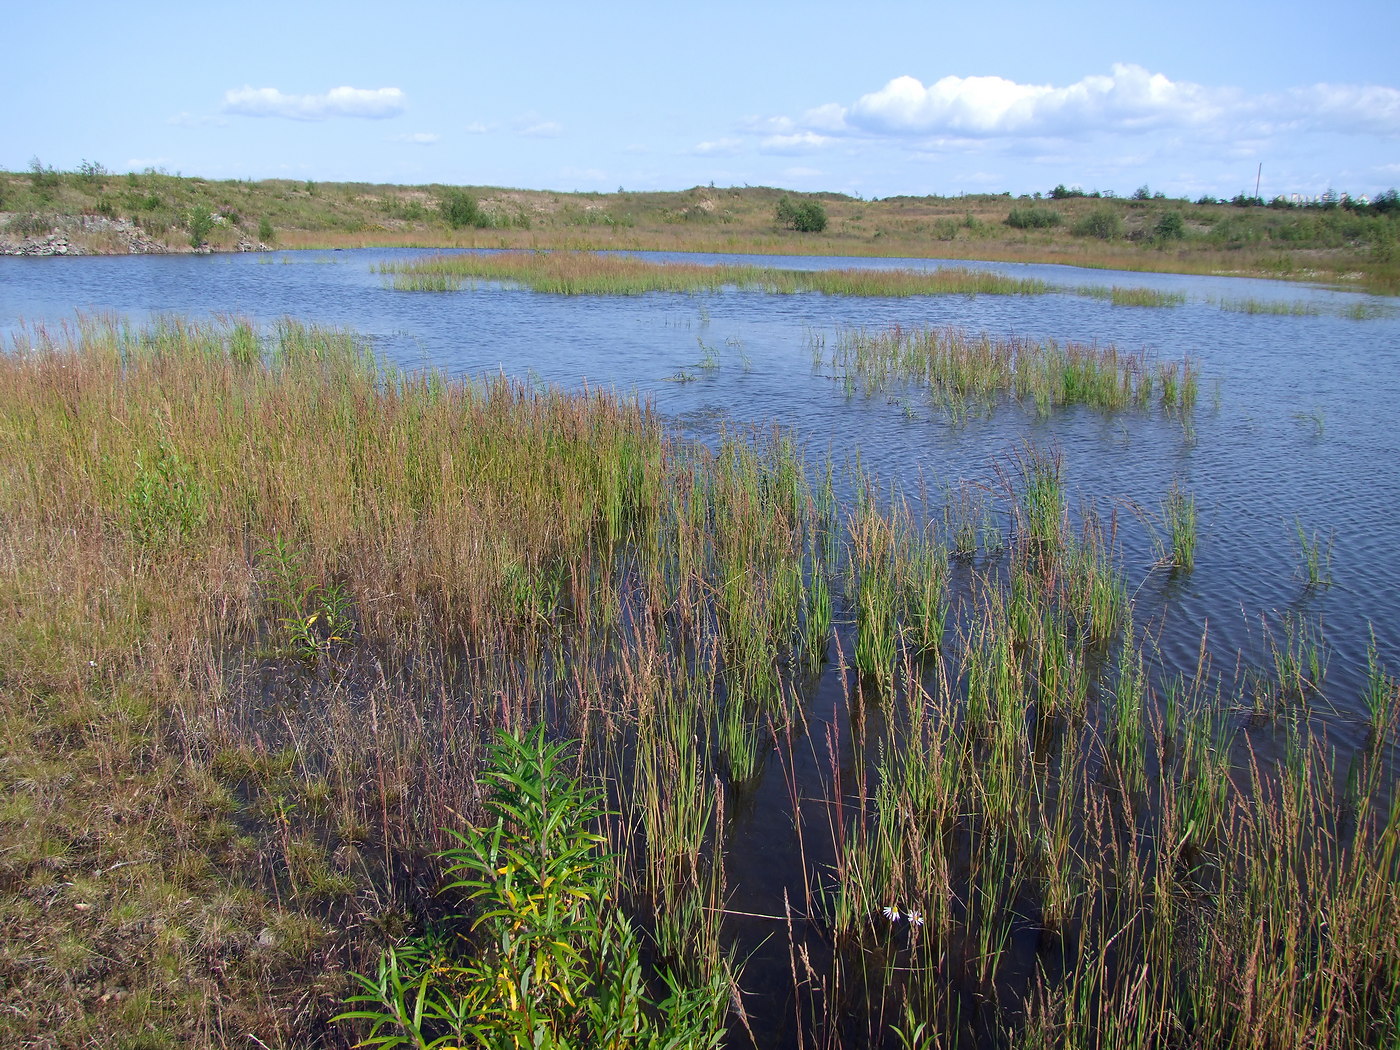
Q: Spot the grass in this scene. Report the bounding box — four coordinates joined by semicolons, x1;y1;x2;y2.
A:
1215;296;1323;315
379;250;1055;297
820;323;1199;420
2;315;1396;1049
1076;284;1187;308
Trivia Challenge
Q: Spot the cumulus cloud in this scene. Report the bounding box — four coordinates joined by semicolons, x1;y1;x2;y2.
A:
823;65;1218;139
393;132;440;145
795;65;1400;145
222;85;406;121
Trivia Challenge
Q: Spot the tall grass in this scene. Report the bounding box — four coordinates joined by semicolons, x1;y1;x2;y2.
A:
2;315;1395;1049
823;323;1198;420
378;251;1055;297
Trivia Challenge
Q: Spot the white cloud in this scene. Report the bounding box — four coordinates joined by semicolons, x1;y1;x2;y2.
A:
517;120;563;138
464;122;493;134
222;85;406;121
826;65;1217;139
693;138;743;156
392;132;440;145
760;131;829;154
1287;83;1400;136
792;65;1400;146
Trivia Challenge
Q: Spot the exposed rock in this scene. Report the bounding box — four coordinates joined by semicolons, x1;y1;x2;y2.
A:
0;213;271;257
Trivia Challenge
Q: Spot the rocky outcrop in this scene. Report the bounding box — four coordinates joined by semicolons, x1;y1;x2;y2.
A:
0;214;270;257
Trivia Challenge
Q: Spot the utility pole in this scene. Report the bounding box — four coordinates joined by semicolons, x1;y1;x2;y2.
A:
1255;163;1262;200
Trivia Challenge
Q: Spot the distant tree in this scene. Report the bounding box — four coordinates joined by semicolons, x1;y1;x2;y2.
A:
1133;185;1152;201
775;196;827;233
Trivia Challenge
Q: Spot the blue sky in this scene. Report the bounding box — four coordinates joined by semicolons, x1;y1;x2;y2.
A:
4;0;1397;200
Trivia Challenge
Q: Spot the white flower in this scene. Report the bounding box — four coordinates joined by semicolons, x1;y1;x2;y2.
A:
906;909;924;927
882;905;900;922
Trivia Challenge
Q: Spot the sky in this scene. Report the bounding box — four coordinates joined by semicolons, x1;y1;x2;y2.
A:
4;0;1398;201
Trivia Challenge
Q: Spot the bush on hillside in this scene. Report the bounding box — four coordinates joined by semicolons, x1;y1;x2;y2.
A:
776;196;827;233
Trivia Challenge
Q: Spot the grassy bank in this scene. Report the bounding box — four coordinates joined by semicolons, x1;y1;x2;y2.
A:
2;317;1396;1048
3;166;1398;292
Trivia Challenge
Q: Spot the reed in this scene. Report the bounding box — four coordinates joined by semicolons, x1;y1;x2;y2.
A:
1077;284;1187;308
379;250;1055;298
3;317;1397;1050
1215;296;1321;315
825;324;1197;420
1161;480;1198;571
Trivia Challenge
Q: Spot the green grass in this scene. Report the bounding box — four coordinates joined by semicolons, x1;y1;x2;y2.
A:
1077;284;1187;307
820;322;1199;419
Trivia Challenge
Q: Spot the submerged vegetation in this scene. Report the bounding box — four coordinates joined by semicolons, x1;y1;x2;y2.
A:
1;316;1396;1049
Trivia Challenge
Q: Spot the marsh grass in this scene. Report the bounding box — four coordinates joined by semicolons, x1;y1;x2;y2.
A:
2;315;1396;1049
378;251;1055;297
823;323;1198;422
1215;296;1322;316
1077;284;1187;308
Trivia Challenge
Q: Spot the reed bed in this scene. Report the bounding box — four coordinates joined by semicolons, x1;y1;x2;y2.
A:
379;250;1055;297
1;316;1394;1049
1215;296;1323;316
1076;284;1187;308
823;323;1198;420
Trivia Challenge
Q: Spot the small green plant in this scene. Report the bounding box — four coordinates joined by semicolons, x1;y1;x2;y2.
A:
1162;481;1197;571
1294;520;1333;588
775;196;828;233
257;215;275;243
258;536;354;662
336;727;730;1049
126;439;209;548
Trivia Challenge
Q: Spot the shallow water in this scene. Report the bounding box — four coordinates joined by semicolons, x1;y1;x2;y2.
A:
5;248;1396;724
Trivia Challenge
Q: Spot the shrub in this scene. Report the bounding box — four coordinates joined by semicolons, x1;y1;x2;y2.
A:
187;206;215;248
1049;184;1087;200
258;216;275;243
775;196;828;233
1072;208;1124;240
1155;211;1186;240
1006;207;1063;229
28;156;60;200
439;189;490;229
